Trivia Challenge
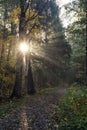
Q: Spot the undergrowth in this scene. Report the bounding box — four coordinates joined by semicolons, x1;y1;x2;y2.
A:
54;83;87;130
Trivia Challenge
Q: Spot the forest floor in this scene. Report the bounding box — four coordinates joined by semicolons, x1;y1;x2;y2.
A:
0;87;66;130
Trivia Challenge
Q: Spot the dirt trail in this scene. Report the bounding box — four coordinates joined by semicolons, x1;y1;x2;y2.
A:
0;89;66;130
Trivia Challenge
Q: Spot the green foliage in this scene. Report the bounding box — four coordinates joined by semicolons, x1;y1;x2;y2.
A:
55;85;87;130
0;64;15;99
65;0;86;84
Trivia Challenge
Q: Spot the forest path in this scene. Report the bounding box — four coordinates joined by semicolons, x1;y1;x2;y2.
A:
0;88;66;130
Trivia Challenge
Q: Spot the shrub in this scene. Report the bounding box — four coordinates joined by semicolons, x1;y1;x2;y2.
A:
55;85;87;130
0;64;15;99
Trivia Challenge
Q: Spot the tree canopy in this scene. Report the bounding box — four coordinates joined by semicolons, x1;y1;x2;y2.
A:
0;0;86;99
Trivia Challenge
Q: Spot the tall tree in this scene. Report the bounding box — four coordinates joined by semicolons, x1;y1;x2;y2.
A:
11;0;46;97
0;0;71;98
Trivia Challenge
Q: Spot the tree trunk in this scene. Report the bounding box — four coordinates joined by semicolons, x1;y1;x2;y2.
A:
7;40;12;63
10;0;26;98
27;59;36;95
10;0;36;98
0;41;4;63
85;4;87;86
10;52;23;98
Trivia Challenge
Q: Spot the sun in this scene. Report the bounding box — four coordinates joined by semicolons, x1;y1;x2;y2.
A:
20;42;29;53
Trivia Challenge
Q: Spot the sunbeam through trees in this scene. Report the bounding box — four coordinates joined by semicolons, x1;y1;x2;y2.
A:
0;0;86;129
0;0;86;99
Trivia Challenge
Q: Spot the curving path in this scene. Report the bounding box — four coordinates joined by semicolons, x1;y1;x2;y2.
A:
0;89;66;130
